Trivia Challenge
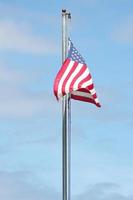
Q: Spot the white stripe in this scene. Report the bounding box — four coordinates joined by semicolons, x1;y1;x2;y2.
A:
90;88;96;95
57;60;74;99
72;91;93;99
95;98;99;103
65;63;83;94
72;91;100;104
73;68;90;91
81;79;93;88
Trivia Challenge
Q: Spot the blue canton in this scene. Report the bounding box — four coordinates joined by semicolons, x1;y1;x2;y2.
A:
68;41;86;64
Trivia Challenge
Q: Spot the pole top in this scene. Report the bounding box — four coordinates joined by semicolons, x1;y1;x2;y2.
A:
62;9;66;13
68;13;71;19
62;9;71;19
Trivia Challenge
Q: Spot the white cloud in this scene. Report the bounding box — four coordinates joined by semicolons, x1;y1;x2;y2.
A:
0;85;58;118
112;16;133;44
74;183;131;200
0;2;57;25
0;172;132;200
0;64;59;118
0;65;25;83
0;87;44;118
0;19;58;54
0;171;60;200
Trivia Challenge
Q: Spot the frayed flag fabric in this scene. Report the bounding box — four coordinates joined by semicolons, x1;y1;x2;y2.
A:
53;39;101;107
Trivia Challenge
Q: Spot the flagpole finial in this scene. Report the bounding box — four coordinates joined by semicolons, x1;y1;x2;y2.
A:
62;9;66;13
68;13;71;19
62;10;71;19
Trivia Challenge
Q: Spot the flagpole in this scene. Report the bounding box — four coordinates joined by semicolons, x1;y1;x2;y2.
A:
62;9;71;200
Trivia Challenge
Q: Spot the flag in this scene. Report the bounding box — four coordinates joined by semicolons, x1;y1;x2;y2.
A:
53;39;101;107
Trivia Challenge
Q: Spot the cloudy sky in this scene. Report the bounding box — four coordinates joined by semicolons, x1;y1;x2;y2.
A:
0;0;133;199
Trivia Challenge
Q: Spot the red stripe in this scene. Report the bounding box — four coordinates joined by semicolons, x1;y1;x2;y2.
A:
62;61;79;96
71;88;101;107
53;58;101;107
53;58;71;99
78;73;92;88
77;88;90;93
86;84;94;91
92;93;97;99
69;64;86;91
71;94;101;107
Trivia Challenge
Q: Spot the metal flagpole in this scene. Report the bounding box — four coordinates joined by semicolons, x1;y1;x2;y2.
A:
62;9;71;200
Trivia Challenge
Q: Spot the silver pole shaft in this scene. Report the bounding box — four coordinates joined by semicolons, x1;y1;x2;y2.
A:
62;9;71;200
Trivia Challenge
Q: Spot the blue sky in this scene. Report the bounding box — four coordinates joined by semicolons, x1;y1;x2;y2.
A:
0;0;133;199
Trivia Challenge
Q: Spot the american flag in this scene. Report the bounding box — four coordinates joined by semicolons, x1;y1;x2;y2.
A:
53;39;101;107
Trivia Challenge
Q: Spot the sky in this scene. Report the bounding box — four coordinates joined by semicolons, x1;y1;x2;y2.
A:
0;0;133;199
